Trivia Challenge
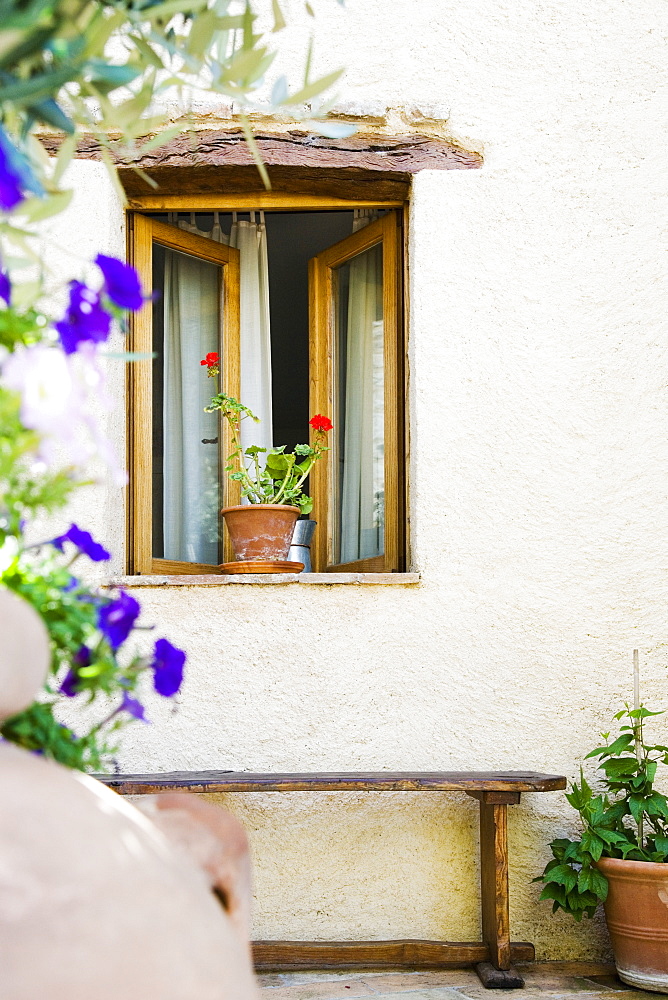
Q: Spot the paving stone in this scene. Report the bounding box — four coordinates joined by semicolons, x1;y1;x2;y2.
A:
605;993;668;999
256;978;377;998
257;974;289;986
579;978;625;991
365;992;471;1000
255;964;633;1000
518;965;617;980
360;972;480;993
276;972;375;986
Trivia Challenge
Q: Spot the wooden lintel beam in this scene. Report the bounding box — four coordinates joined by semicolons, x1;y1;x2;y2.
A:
39;129;482;200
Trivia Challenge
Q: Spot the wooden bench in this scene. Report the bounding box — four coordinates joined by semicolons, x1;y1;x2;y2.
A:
98;770;566;989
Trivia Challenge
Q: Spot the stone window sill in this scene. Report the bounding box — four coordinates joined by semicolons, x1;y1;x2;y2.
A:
107;572;420;588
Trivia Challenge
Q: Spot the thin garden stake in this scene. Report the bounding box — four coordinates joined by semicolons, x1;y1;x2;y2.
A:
633;648;644;848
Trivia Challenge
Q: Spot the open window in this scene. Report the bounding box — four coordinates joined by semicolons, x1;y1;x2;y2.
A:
129;203;405;575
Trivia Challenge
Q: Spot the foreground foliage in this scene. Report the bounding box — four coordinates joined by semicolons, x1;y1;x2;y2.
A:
536;705;668;920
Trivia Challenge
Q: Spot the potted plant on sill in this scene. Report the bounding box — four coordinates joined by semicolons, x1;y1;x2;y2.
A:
201;352;332;572
535;656;668;993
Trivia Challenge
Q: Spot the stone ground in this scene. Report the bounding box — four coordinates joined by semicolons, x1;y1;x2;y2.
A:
256;962;667;1000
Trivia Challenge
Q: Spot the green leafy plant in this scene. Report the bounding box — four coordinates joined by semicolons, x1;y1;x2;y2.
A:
535;704;668;921
205;384;332;514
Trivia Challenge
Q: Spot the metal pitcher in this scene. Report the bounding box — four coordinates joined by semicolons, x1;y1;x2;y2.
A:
288;519;316;572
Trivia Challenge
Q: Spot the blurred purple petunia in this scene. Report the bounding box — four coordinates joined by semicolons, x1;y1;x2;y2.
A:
98;591;140;650
119;692;147;721
152;638;186;697
51;523;111;562
95;254;143;311
59;669;78;697
0;126;41;211
59;645;91;696
0;268;10;305
55;280;111;354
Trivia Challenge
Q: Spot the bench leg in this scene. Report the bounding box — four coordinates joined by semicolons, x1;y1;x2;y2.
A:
476;796;524;989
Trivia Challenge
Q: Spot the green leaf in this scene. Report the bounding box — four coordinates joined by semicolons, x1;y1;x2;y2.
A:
129;36;164;70
87;61;142;90
272;0;286;30
589;868;609;900
581;830;605;861
308;119;357;139
26;97;75;133
17;189;73;223
281;68;343;106
600;757;638;777
605;733;635;756
546;863;578;893
628;794;646;823
142;0;209;23
0;66;75;106
52;134;77;186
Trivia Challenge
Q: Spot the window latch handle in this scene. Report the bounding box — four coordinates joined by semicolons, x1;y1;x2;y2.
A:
201;437;218;444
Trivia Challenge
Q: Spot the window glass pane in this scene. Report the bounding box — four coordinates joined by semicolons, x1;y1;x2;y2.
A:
333;242;384;564
152;245;222;563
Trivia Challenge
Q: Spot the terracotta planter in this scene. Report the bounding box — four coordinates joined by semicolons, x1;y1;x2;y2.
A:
597;856;668;992
220;504;301;563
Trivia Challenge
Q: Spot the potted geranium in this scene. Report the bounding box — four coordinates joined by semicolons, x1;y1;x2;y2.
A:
535;677;668;992
201;352;332;571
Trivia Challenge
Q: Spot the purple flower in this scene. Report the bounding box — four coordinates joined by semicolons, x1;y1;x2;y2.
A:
98;591;140;650
0;127;35;211
152;638;186;697
95;254;143;311
59;645;91;697
55;280;111;354
119;692;147;721
51;523;111;562
0;268;10;305
59;669;78;697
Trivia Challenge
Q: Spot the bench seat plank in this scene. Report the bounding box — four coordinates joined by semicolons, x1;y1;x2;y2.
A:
98;770;566;795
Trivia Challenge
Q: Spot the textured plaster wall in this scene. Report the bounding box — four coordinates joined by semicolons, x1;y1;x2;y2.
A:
62;0;668;960
34;160;126;574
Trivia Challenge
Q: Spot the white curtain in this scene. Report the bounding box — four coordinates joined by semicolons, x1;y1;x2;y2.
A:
162;240;221;563
162;211;272;562
339;210;384;564
228;212;273;455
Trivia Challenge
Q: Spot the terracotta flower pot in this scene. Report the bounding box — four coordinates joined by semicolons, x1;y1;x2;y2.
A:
220;504;301;562
597;856;668;992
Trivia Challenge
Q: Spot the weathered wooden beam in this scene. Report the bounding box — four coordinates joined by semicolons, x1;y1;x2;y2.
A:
39;129;482;199
251;940;535;971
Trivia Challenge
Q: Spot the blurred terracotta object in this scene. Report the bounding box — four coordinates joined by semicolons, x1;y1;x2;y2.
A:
0;587;50;719
221;503;300;563
597;856;668;992
0;587;259;1000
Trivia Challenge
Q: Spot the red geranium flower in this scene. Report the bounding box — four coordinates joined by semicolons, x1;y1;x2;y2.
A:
200;352;219;367
309;414;333;433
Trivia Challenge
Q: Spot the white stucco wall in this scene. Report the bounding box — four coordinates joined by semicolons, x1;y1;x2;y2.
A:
59;0;668;961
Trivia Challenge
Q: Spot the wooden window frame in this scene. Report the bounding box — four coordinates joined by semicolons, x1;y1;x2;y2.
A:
309;212;404;573
127;194;406;576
